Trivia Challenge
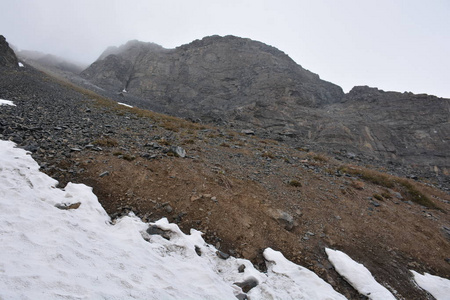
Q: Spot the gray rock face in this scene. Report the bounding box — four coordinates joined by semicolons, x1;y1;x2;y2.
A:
0;35;19;67
81;35;344;117
313;86;450;178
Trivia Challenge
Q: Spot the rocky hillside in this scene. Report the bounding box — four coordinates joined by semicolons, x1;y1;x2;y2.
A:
0;35;19;67
1;37;450;299
80;35;450;188
2;58;450;300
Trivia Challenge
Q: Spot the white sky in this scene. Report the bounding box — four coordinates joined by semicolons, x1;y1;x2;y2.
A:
1;0;449;97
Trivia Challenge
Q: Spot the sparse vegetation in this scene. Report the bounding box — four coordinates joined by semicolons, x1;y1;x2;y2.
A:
339;165;440;209
308;152;329;162
381;191;392;199
220;142;230;147
121;154;136;161
398;179;438;209
262;152;275;159
373;194;384;201
338;166;395;188
288;180;302;187
182;139;195;145
113;151;135;161
93;137;119;147
350;180;365;190
259;139;278;145
157;138;171;146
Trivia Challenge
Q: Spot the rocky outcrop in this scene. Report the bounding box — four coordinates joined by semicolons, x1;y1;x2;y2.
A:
0;35;19;67
81;35;344;118
310;86;450;177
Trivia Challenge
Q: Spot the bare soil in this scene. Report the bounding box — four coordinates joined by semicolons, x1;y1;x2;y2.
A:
62;126;450;300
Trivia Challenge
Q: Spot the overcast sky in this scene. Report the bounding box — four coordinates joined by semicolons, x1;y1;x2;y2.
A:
2;0;449;97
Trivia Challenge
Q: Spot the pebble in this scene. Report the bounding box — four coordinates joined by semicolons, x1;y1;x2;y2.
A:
99;171;110;177
216;250;230;260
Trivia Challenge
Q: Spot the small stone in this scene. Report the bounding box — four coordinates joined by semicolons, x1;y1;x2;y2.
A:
168;146;186;158
55;202;81;210
236;294;248;300
70;148;82;152
393;192;403;200
146;225;171;240
190;195;202;202
238;264;246;273
99;171;110;177
371;201;380;207
195;246;202;256
165;205;173;213
216;250;230;260
234;278;258;293
346;152;356;159
241;129;255;135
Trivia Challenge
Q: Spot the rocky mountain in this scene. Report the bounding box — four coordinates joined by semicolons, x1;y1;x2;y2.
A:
81;35;344;114
0;35;19;67
1;35;450;299
80;35;450;187
18;50;86;74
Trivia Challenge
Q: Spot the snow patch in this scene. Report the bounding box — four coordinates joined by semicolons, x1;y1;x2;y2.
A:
118;102;132;108
0;99;16;106
0;140;348;300
411;270;450;300
249;248;347;299
18;62;24;67
326;248;396;300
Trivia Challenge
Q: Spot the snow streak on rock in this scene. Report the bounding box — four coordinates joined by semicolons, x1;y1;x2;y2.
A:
411;270;450;300
326;248;396;300
0;99;15;106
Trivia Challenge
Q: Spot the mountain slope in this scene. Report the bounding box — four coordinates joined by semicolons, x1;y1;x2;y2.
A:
1;58;450;299
80;36;450;188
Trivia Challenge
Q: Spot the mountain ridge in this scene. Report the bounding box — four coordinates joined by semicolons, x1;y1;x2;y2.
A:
80;35;450;187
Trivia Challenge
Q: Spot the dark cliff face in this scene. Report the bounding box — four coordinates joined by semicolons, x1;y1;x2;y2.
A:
0;35;19;67
81;36;449;183
81;35;344;115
